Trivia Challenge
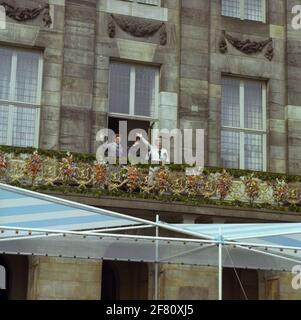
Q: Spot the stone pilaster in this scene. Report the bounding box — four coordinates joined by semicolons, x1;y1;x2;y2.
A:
27;256;102;300
287;0;301;174
59;0;97;153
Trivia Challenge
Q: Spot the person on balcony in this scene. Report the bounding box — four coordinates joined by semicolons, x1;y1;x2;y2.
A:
136;133;170;164
96;134;124;164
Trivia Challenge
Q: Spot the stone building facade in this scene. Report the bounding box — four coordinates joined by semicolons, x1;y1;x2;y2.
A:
0;0;301;300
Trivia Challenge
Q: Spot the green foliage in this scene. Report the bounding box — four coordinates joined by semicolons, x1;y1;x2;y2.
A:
9;182;301;214
2;144;301;213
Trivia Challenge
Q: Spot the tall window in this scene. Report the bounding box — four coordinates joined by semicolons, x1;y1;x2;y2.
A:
221;77;267;171
109;62;159;120
0;47;43;147
221;0;266;22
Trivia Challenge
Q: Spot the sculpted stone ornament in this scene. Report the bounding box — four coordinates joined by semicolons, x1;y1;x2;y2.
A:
219;30;274;61
108;14;167;45
0;2;52;27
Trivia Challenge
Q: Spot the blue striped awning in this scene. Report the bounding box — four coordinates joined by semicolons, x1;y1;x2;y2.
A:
0;183;142;232
172;223;301;249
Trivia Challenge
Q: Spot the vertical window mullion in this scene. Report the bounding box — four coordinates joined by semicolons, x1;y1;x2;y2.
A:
240;0;245;20
239;80;245;169
34;107;41;148
7;106;14;145
37;54;43;105
32;53;43;148
9;51;17;102
262;82;267;132
262;82;267;171
262;0;266;23
153;70;159;119
7;51;17;145
262;133;267;171
129;66;136;116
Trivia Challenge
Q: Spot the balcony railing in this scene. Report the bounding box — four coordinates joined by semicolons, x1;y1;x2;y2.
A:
0;145;301;213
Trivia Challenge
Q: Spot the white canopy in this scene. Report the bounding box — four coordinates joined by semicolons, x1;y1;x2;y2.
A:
1;183;301;299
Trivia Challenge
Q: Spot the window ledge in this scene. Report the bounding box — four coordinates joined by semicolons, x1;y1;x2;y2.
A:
97;0;168;22
221;15;266;25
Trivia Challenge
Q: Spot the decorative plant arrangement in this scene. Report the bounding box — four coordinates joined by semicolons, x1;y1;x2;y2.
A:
272;179;299;207
242;174;261;204
125;166;143;192
0;152;7;176
216;170;234;200
186;175;203;197
60;152;77;183
25;151;42;184
154;167;170;195
93;163;108;188
0;146;301;212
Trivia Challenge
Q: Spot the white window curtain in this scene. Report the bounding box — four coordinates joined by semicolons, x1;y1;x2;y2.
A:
244;0;263;22
221;0;265;22
221;0;240;19
221;77;266;171
134;65;157;117
0;47;42;148
109;62;158;119
109;63;131;115
0;105;9;145
16;51;40;104
0;48;11;101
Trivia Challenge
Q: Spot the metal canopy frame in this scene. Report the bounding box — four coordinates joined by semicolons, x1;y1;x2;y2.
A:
1;184;301;300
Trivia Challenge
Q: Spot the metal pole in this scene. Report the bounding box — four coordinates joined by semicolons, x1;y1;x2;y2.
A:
155;214;159;300
0;226;215;244
218;242;222;300
218;227;222;301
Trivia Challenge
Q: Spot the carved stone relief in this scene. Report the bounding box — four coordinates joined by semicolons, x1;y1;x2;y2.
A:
0;2;52;27
108;14;167;46
219;30;274;61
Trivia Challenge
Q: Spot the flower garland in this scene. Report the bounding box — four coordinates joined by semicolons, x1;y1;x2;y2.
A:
0;148;300;210
0;153;7;176
25;151;42;184
126;166;143;192
60;152;77;183
243;174;261;203
216;170;233;200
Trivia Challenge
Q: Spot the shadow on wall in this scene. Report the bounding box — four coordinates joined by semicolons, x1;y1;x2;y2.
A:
0;254;29;300
101;260;148;300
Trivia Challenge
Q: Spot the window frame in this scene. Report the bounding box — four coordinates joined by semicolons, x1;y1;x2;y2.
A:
221;0;266;23
221;77;267;171
108;62;160;122
0;47;43;148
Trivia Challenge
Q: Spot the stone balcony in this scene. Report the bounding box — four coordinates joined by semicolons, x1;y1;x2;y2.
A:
1;145;301;222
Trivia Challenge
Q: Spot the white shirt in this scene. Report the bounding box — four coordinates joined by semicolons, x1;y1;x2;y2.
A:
140;136;170;163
